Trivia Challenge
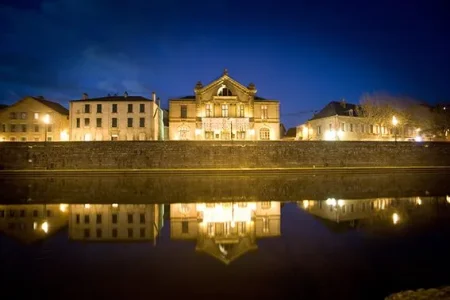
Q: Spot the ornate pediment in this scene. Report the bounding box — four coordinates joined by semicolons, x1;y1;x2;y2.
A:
194;69;257;99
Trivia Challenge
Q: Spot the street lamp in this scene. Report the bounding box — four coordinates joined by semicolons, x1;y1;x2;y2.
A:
392;116;398;142
43;114;50;142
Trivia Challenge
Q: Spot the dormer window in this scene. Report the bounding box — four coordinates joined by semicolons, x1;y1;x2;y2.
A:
349;109;354;116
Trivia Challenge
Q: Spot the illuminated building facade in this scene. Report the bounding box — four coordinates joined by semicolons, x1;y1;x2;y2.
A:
170;201;280;264
298;100;418;141
169;69;280;140
68;204;163;243
0;96;70;142
0;204;69;243
69;92;163;141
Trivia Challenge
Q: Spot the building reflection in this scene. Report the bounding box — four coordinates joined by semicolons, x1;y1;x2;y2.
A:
0;204;69;243
68;204;164;244
170;201;281;264
298;196;444;229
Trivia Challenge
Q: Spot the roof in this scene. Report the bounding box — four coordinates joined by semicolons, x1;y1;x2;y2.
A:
31;97;69;115
70;95;152;103
0;104;8;110
310;101;359;121
196;237;257;265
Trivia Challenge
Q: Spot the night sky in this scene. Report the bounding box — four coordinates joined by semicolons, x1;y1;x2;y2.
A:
0;0;449;128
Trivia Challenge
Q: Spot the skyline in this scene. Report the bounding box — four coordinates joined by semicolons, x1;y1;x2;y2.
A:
1;0;449;128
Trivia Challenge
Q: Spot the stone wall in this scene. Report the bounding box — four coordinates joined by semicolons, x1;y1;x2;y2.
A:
1;172;449;204
1;141;450;170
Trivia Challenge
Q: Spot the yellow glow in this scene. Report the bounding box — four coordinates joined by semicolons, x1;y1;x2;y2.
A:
324;129;343;141
416;197;422;205
392;116;398;126
112;203;118;208
59;203;68;212
84;204;90;209
195;128;202;135
33;222;37;230
326;198;337;206
41;221;49;233
414;136;423;142
197;202;256;223
303;200;309;209
392;213;399;225
84;133;92;141
446;195;450;204
416;128;421;132
337;199;345;207
43;114;51;124
249;129;255;135
60;130;69;141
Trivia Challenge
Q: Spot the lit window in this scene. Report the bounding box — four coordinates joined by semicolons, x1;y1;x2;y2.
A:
260;128;270;140
205;104;212;117
34;113;39;120
261;105;268;119
221;104;229;117
180;105;187;118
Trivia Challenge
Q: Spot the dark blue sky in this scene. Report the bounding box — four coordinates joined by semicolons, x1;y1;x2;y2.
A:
0;0;449;127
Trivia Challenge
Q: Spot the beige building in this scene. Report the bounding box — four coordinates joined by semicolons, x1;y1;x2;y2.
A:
69;92;162;141
169;69;280;140
170;201;280;264
0;96;69;142
0;204;69;244
298;100;418;141
68;204;163;243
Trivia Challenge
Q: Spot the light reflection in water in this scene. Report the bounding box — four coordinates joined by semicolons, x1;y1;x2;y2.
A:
0;196;448;262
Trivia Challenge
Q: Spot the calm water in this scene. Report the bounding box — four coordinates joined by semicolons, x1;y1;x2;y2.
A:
1;172;450;299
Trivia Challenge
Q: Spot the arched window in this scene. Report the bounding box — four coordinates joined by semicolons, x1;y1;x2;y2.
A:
260;128;270;140
178;126;190;140
218;85;232;96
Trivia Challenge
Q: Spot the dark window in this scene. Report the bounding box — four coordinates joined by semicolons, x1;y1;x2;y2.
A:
127;118;133;127
112;214;118;224
0;210;4;218
1;124;5;132
96;214;102;224
85;104;90;113
84;118;90;126
97;104;102;113
34;124;39;132
21;124;27;132
46;210;51;217
127;228;133;238
10;124;16;132
112;118;118;128
21;112;27;120
112;228;118;238
33;210;38;217
140;228;146;237
47;125;52;132
84;215;90;224
76;214;80;224
128;104;133;113
76;118;80;128
84;229;90;238
112;104;118;113
140;104;145;113
96;229;102;238
20;210;25;217
182;221;189;234
128;213;133;224
139;118;145;127
181;105;187;118
10;112;17;119
96;118;102;128
140;213;145;224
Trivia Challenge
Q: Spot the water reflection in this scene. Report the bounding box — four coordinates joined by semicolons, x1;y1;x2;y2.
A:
0;196;449;255
170;202;281;264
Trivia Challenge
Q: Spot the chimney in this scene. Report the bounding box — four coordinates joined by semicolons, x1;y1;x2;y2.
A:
82;93;88;100
340;98;346;108
152;91;156;102
124;91;128;98
157;97;161;107
37;95;44;100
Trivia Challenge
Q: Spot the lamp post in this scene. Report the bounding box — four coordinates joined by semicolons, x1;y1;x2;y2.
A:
392;116;398;142
43;114;50;142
